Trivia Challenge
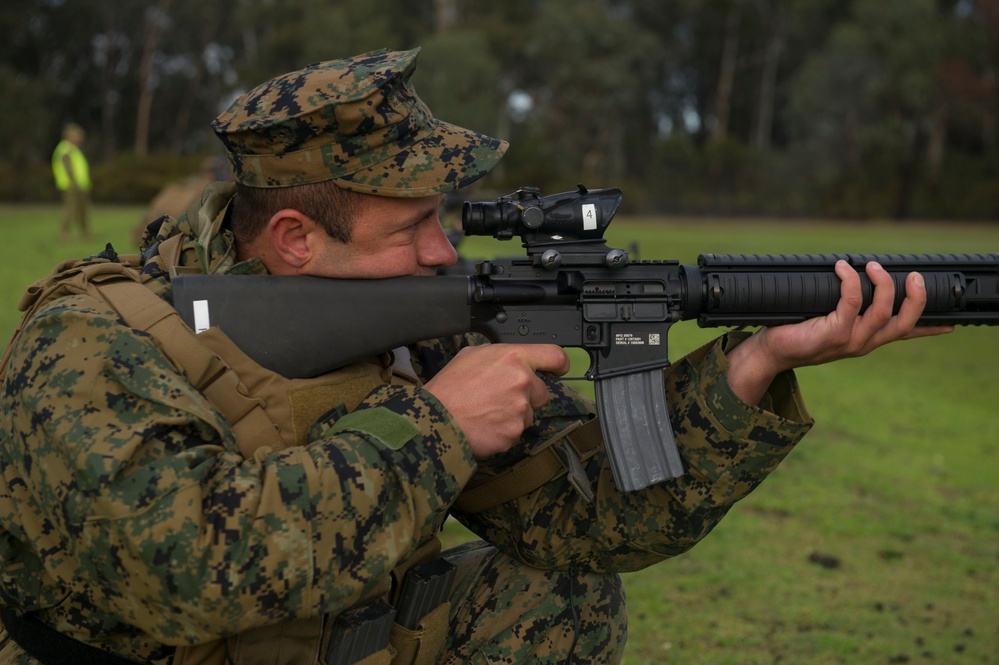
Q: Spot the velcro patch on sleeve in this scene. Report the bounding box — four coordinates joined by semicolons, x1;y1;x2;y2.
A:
331;407;420;450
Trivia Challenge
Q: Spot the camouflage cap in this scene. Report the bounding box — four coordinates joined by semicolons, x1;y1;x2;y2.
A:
211;48;508;196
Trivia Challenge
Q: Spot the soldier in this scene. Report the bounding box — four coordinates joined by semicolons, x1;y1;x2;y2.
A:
51;123;92;242
0;49;949;665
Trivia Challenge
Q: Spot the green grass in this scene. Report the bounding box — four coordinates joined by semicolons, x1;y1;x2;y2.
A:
0;203;144;340
3;206;996;663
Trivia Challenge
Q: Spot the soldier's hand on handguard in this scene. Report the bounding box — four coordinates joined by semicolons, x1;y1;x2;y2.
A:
424;344;571;459
726;260;955;406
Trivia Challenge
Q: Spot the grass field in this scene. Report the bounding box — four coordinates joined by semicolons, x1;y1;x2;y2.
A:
1;204;996;664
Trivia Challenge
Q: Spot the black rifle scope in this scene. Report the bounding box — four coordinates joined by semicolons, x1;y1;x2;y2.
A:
462;185;622;242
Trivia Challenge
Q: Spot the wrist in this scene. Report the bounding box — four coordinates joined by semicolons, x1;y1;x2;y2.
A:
724;329;783;406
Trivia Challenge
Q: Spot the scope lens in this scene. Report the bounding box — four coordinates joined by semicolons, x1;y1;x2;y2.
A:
462;201;504;237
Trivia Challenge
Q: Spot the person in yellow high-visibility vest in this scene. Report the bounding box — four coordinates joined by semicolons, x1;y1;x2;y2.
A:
51;123;92;242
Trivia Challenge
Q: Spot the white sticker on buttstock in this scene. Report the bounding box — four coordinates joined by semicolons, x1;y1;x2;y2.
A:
193;300;210;334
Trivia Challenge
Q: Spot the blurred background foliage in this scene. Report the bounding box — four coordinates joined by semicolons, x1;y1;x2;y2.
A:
3;0;999;220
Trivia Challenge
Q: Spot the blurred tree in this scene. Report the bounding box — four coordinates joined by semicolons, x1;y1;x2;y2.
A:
92;2;136;158
712;0;744;144
164;1;241;152
0;0;994;217
135;0;174;158
229;0;435;88
786;0;948;218
940;0;999;158
764;0;851;149
414;32;503;141
749;0;788;149
0;65;49;196
7;0;108;155
517;0;662;186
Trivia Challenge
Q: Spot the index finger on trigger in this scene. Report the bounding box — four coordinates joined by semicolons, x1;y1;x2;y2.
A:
522;344;571;377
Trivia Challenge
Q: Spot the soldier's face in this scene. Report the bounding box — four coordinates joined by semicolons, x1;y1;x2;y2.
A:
310;193;457;279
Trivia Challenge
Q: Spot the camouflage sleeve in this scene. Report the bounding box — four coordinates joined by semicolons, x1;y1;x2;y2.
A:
0;296;475;646
415;332;812;574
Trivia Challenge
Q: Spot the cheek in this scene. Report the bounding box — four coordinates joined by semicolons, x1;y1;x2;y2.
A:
348;247;422;278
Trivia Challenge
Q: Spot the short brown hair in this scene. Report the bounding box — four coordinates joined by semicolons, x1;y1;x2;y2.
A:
230;180;365;244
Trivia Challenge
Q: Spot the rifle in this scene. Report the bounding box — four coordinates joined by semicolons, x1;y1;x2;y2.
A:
172;185;999;492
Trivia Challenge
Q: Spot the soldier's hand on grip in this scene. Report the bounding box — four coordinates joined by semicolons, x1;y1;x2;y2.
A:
424;344;570;459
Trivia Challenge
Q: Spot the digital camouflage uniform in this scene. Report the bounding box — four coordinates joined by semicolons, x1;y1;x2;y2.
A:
0;49;813;665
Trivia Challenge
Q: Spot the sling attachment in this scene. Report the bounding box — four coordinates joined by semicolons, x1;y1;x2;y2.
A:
453;418;602;514
1;609;141;665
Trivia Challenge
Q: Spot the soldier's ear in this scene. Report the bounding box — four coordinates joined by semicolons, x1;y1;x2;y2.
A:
266;209;318;270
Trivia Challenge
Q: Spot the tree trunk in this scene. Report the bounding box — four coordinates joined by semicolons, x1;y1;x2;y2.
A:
982;66;996;151
434;0;459;33
97;4;124;160
712;1;742;144
751;5;786;150
98;48;122;160
893;118;927;220
134;0;172;158
171;9;223;153
926;101;948;188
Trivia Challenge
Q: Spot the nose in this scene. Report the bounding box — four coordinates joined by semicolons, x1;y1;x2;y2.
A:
418;220;458;269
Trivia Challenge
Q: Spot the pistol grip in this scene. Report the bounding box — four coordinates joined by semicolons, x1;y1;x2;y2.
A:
594;369;685;492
